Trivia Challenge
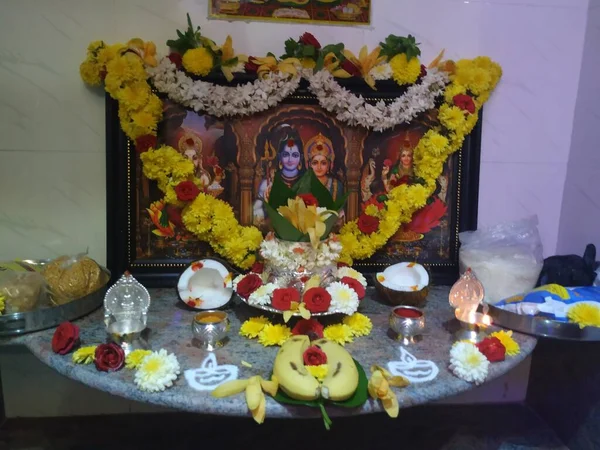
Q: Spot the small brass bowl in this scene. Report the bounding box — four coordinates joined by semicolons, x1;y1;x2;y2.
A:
374;276;429;307
389;306;426;345
192;310;230;351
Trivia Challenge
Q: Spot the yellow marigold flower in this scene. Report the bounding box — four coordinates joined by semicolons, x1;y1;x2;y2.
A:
389;54;421;86
125;349;152;369
116;81;151;111
343;313;373;337
490;330;520;356
323;324;354;345
568;303;600;329
364;204;381;217
87;40;104;55
306;364;329;382
258;324;291;346
439;104;466;131
79;59;102;86
468;68;491;95
444;83;467;104
240;316;270;339
144;94;164;119
72;345;97;365
183;47;214;76
96;43;124;66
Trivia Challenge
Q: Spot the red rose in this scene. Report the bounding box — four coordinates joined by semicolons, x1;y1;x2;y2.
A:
135;134;157;154
174;181;201;201
453;94;476;114
303;346;327;366
298;193;319;207
383;158;392;167
476;337;506;362
166;206;183;228
236;274;263;299
299;32;321;49
340;59;361;77
251;261;264;274
292;319;324;340
419;64;427;78
303;287;331;313
51;321;80;355
168;52;183;68
94;343;125;372
340;276;365;300
245;57;259;73
271;288;300;311
357;213;380;234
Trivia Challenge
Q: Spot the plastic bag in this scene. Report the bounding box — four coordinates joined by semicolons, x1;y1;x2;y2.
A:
43;252;108;305
0;269;49;314
459;216;544;304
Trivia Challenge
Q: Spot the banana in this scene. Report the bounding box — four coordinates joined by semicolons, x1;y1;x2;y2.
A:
313;339;359;401
273;335;321;401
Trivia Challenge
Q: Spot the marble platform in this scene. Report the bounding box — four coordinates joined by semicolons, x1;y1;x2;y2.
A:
2;287;537;419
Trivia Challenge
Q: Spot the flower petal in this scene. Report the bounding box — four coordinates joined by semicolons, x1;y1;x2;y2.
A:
246;376;262;411
212;379;249;397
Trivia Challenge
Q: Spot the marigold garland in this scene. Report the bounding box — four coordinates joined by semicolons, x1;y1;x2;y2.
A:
80;30;501;269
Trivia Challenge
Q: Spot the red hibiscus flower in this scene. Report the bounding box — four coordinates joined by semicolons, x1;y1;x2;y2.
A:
405;197;447;234
357;213;380;234
251;261;264;274
236;274;263;299
341;59;361;77
51;322;80;355
303;287;331;313
298;193;319;207
135;134;157;154
166;205;183;228
453;94;476;114
174;181;201;202
340;276;365;300
292;319;324;340
476;337;506;362
245;57;259;73
271;288;300;311
94;343;125;372
303;346;327;366
299;32;321;49
168;52;183;69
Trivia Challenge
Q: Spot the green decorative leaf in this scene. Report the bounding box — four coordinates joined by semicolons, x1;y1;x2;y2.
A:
267;172;295;210
308;170;335;210
379;34;421;60
333;191;350;213
159;210;169;228
331;360;369;408
223;57;239;66
167;13;203;54
302;45;316;57
263;202;304;241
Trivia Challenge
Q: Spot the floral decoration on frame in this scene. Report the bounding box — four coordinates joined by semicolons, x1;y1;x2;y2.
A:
80;13;502;270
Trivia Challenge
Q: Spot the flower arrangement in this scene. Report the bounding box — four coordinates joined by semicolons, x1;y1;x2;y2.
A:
51;322;181;392
79;14;502;270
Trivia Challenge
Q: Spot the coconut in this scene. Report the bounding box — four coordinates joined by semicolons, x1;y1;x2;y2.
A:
177;259;233;310
374;262;430;307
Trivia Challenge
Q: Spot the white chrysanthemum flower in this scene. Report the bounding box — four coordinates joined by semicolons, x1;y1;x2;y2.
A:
369;63;392;81
134;349;180;393
327;281;359;315
248;283;276;306
232;274;245;290
449;342;489;385
336;267;367;287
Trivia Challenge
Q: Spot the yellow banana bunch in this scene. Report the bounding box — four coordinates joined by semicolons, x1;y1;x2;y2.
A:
368;365;409;418
212;375;279;424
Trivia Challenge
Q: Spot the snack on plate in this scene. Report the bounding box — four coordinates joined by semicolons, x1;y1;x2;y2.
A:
44;254;108;305
495;284;600;323
0;268;48;314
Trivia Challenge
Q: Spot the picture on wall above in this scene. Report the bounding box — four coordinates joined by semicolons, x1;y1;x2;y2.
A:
209;0;371;26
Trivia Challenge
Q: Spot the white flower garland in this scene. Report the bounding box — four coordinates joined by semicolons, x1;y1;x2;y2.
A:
306;68;449;131
147;57;301;117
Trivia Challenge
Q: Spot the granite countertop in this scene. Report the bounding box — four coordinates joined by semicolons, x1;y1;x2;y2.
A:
4;287;537;419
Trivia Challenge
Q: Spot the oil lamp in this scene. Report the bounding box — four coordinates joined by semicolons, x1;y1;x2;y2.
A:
449;269;491;343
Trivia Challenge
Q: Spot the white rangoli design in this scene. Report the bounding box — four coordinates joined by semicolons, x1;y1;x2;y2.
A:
387;347;439;383
184;353;239;391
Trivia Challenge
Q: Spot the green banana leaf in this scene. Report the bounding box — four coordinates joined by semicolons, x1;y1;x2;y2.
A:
263;201;305;241
292;170;335;210
267;172;295;210
271;359;368;430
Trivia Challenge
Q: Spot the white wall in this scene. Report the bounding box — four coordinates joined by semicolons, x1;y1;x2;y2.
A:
0;0;591;264
0;0;591;417
557;0;600;256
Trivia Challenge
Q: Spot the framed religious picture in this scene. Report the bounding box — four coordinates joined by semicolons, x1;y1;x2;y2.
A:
208;0;371;26
106;80;481;287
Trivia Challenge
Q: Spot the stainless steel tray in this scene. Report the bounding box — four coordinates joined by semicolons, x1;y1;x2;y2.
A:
0;260;110;337
237;294;345;317
486;303;600;341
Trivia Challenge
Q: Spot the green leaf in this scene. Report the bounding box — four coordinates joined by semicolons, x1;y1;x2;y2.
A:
223;57;239;66
159;210;169;228
333;191;349;213
331;360;369;408
306;170;336;210
273;390;320;408
263;202;305;241
267;172;295;210
302;45;316;57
